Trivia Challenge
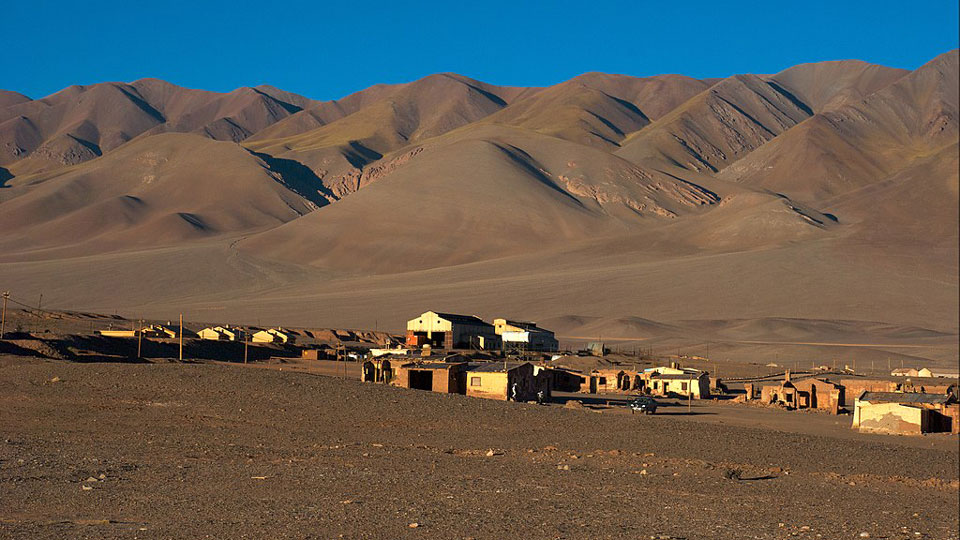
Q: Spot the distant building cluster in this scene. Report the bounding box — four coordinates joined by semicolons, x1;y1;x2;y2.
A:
404;311;558;352
93;309;960;437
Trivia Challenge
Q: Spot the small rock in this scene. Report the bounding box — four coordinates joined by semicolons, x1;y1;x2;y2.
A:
485;449;503;457
408;522;419;528
97;473;106;480
557;464;570;471
859;533;871;538
81;485;93;491
85;477;99;483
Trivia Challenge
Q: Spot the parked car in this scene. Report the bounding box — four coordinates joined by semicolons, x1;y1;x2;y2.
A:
629;396;658;414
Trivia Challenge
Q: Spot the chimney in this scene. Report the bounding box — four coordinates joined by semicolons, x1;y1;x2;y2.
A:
784;369;791;382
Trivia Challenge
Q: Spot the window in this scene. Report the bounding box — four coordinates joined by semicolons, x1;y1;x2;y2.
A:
681;382;688;392
471;377;481;387
599;377;607;385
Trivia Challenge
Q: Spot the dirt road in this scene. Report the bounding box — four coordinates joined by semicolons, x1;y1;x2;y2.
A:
1;356;957;539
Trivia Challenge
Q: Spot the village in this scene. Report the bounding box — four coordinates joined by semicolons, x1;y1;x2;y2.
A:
2;304;959;538
4;302;954;438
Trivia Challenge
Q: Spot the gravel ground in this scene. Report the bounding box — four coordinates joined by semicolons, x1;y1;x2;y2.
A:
1;356;957;539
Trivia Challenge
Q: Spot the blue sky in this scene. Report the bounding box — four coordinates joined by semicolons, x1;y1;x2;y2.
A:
7;0;959;100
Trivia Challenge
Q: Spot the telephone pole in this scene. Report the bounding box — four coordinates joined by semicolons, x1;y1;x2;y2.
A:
137;319;144;359
178;314;184;361
1;291;9;339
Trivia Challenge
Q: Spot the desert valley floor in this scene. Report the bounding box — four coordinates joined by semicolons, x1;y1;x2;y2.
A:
1;357;957;540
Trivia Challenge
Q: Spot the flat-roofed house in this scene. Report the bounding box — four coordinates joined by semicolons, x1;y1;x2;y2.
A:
853;391;959;435
394;361;470;393
760;374;844;413
466;362;538;401
98;329;138;338
493;318;559;351
406;311;500;350
643;365;710;399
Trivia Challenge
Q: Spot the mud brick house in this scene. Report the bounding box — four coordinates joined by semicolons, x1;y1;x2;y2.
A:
584;369;643;394
760;374;844;413
840;378;958;406
394;361;470;394
544;367;587;392
406;311;501;350
466;362;539;401
642;365;710;398
360;357;394;384
852;392;959;435
493;318;559;351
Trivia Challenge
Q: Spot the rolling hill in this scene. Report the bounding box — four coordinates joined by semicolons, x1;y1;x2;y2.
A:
0;51;956;366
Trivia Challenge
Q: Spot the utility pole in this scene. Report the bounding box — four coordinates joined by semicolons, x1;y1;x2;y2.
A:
37;293;42;311
244;337;249;364
137;319;143;359
0;291;9;340
179;314;184;361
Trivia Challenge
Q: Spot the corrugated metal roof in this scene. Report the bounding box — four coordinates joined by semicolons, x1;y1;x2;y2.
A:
435;312;492;327
858;391;953;404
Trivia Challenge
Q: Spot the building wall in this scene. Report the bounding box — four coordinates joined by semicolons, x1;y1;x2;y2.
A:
467;372;509;400
854;402;926;435
198;329;224;340
466;364;537;401
839;379;899;405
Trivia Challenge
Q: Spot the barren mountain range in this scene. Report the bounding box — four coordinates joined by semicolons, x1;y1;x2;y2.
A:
0;51;957;366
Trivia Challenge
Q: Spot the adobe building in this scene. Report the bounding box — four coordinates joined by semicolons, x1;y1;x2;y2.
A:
394;361;470;394
361;358;394;384
584;369;643;394
493;318;559;352
466;362;539;401
760;373;844;414
543;367;587;392
406;311;501;350
852;391;959;435
642;365;710;399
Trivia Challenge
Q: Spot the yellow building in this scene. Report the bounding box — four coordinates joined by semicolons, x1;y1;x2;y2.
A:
252;328;293;344
99;329;138;338
198;326;244;341
465;362;539;401
492;318;559;351
405;311;500;350
642;365;710;399
852;391;957;434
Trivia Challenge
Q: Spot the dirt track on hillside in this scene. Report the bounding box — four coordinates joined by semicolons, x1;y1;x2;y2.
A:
1;357;957;539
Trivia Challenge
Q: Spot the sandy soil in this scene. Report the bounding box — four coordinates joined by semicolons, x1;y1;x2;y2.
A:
1;356;957;539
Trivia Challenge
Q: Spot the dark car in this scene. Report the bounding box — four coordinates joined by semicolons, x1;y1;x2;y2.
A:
629;396;658;414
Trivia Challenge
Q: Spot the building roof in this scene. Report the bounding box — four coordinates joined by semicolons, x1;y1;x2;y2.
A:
650;373;704;380
434;312;492;327
467;362;528;373
858;391;954;404
400;361;466;370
